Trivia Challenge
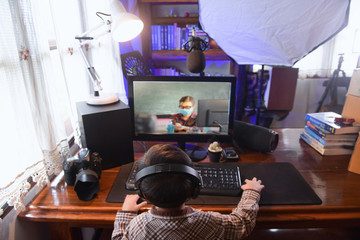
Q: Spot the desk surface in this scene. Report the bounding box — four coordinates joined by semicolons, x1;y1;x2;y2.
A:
19;128;360;235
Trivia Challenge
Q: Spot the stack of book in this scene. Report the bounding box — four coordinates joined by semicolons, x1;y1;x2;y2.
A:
300;112;360;155
151;24;210;51
152;66;181;76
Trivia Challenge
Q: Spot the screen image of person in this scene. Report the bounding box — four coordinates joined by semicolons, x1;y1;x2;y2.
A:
171;96;197;132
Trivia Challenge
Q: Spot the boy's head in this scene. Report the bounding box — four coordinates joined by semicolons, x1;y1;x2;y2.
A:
179;96;195;108
136;144;199;208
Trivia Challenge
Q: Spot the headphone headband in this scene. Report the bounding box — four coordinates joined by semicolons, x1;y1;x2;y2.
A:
135;163;202;184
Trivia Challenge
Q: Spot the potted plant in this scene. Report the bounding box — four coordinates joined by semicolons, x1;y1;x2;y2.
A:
208;141;223;162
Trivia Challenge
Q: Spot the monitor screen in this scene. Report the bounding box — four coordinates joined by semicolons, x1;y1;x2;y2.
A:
127;76;236;161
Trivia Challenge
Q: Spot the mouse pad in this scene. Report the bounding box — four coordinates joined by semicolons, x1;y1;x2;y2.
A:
106;162;322;205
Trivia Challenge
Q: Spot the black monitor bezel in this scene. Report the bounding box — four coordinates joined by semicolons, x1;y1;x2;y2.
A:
127;75;236;143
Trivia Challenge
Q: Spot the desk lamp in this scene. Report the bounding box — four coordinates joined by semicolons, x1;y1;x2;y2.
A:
75;0;143;105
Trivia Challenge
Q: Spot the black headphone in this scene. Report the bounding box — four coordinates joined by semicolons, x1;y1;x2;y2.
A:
134;163;203;200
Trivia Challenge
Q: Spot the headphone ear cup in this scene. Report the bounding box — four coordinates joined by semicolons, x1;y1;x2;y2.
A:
191;184;200;199
135;180;145;199
190;176;201;199
136;188;144;199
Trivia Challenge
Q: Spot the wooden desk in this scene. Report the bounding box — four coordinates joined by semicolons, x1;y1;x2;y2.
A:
18;129;360;239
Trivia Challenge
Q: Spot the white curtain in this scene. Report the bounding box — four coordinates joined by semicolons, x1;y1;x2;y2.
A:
0;0;129;219
0;0;71;218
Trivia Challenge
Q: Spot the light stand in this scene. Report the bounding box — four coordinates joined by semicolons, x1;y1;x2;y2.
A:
75;1;143;105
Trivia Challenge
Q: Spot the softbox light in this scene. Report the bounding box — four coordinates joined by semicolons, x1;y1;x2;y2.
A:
199;0;350;66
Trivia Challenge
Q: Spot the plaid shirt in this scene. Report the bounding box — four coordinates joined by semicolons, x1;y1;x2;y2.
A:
112;190;260;240
172;112;198;127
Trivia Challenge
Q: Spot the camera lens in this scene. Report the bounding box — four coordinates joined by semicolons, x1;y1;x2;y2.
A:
74;169;100;201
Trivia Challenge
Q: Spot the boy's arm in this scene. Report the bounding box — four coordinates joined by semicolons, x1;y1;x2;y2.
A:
112;211;138;240
207;178;263;239
111;195;147;240
229;189;261;237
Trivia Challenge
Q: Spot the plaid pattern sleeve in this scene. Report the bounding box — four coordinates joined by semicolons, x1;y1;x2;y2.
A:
206;189;261;239
111;211;137;240
172;113;197;127
111;189;260;240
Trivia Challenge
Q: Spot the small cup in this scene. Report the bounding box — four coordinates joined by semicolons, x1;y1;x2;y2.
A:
207;150;223;162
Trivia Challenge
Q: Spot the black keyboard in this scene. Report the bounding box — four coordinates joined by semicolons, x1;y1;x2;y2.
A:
125;161;242;196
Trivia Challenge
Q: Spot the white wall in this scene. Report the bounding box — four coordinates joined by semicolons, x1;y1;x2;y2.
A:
270;77;348;128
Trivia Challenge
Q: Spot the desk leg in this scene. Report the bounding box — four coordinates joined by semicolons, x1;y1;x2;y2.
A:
47;222;82;240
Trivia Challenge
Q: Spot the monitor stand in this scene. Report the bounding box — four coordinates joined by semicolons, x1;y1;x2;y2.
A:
177;141;207;162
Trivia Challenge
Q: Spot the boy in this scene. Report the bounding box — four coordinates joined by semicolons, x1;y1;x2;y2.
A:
112;144;264;240
171;96;198;131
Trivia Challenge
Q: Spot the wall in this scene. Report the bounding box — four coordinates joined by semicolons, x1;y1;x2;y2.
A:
270;77;348;128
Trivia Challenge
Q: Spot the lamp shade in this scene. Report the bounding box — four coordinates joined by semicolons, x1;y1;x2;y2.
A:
110;1;144;42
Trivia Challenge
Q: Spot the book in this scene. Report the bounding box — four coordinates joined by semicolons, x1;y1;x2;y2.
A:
300;133;354;156
303;128;356;148
306;121;359;142
304;126;357;146
151;25;155;50
305;112;360;134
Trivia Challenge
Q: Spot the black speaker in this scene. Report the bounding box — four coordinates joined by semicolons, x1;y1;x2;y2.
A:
232;120;279;152
76;101;134;170
134;163;202;199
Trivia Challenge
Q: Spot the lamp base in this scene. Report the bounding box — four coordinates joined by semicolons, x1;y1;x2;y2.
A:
86;92;119;105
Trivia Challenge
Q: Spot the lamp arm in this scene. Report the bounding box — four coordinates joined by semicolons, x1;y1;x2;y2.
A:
77;21;108;38
77;42;102;95
75;20;111;96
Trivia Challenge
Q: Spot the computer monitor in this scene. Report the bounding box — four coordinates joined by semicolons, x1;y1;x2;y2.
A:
127;75;236;161
197;99;229;132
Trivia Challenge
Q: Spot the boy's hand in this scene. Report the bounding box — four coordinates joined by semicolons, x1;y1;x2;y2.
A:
122;195;148;212
241;177;264;193
174;123;184;131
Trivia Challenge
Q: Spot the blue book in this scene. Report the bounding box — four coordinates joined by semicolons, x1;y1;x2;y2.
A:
164;25;168;50
304;126;327;146
300;132;354;155
306;121;328;137
167;25;171;50
157;25;161;51
173;23;178;50
300;133;325;154
304;125;356;147
151;25;156;50
305;112;360;134
160;25;165;50
169;25;174;50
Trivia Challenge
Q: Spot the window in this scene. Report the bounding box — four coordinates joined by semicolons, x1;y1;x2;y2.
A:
0;0;129;220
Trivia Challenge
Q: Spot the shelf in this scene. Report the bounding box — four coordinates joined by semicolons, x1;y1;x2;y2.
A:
152;17;199;25
152;49;230;61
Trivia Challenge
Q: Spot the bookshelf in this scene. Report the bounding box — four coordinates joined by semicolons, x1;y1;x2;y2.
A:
152;49;230;61
138;0;230;74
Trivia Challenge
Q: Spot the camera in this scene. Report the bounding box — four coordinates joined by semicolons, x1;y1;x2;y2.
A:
63;148;102;201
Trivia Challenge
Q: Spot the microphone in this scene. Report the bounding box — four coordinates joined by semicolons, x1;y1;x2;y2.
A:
184;28;208;74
